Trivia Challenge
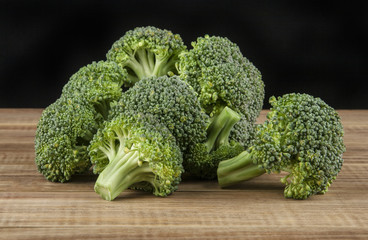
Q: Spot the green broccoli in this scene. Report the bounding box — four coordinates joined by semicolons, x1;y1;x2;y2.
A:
113;75;208;152
35;96;102;182
62;61;128;119
88;110;183;201
178;35;264;147
217;93;346;199
107;26;186;83
177;35;264;178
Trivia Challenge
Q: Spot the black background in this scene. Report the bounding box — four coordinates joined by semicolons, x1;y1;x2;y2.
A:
1;0;367;109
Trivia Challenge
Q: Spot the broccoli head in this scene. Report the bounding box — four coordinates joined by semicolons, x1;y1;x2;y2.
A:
177;35;264;178
113;75;208;152
177;35;264;148
107;26;186;83
88;110;183;201
35;96;102;182
62;61;128;119
217;93;346;199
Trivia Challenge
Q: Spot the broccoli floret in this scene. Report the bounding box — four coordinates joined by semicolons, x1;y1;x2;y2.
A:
113;75;208;152
35;96;102;182
177;35;264;178
62;61;128;119
107;26;186;83
217;93;346;199
177;35;264;148
88;110;183;201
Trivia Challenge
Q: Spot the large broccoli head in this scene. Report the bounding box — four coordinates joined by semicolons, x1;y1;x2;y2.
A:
218;93;346;199
113;75;208;152
177;35;264;148
107;26;186;83
88;110;183;201
35;96;102;182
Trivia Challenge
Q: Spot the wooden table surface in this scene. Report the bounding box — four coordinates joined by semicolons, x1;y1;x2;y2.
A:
0;109;367;239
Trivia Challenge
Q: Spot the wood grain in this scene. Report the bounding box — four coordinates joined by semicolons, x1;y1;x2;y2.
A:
0;109;367;240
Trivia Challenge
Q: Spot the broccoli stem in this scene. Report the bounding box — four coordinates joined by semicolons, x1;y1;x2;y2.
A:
215;108;241;149
217;151;266;187
124;50;153;80
205;106;241;153
152;56;167;76
136;48;154;76
126;49;175;80
152;54;178;76
125;57;145;80
94;149;155;201
147;50;155;71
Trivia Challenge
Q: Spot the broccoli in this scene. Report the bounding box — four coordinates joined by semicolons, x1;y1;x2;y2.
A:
217;93;346;199
35;96;102;182
107;26;186;83
35;61;128;182
113;75;208;152
62;61;128;119
88;110;183;201
177;35;264;148
177;35;264;178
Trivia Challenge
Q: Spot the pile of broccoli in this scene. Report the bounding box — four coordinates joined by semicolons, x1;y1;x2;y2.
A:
35;26;345;201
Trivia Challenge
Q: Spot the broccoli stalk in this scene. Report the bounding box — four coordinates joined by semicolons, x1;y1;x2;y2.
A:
205;106;241;153
124;47;178;80
94;144;153;201
183;106;244;179
217;151;266;187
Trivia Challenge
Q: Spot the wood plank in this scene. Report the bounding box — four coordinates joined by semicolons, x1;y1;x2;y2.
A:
0;109;367;239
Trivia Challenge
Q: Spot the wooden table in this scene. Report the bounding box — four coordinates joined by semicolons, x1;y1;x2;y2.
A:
0;109;367;239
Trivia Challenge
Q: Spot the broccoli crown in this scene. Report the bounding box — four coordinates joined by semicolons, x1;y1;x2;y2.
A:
218;93;346;199
252;93;345;199
62;61;128;119
114;75;208;152
107;26;186;83
35;96;101;182
88;110;183;200
177;35;264;148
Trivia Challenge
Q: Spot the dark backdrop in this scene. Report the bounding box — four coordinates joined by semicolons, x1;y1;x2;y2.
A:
1;0;367;109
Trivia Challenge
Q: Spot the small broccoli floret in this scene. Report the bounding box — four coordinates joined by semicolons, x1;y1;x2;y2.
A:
177;35;263;178
107;26;186;83
217;93;346;199
62;61;128;119
184;106;244;179
35;96;102;182
177;35;264;148
88;110;183;201
114;75;208;152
